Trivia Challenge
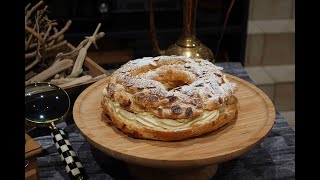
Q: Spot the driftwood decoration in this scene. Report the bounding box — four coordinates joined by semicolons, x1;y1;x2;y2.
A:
25;0;106;87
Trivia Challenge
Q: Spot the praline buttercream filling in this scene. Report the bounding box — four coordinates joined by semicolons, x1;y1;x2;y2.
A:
107;100;220;130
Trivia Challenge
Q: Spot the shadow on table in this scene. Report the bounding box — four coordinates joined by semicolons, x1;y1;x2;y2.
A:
89;143;276;180
214;145;276;180
91;145;133;180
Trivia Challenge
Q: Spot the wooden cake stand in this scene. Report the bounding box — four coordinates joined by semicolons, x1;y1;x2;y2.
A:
73;74;275;180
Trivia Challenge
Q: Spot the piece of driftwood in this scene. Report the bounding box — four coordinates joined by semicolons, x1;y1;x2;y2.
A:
25;1;109;88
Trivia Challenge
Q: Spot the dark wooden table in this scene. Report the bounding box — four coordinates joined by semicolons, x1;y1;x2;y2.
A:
33;62;295;180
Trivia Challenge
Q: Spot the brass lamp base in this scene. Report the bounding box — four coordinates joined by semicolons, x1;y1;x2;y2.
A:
165;38;214;61
149;0;215;62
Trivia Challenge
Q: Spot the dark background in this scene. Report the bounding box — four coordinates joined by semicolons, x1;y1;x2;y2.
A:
25;0;250;67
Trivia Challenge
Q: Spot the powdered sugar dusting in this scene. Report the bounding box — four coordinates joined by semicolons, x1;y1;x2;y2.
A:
111;55;237;108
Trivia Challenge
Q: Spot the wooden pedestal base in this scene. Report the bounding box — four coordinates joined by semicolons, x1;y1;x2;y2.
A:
127;164;218;180
73;75;275;180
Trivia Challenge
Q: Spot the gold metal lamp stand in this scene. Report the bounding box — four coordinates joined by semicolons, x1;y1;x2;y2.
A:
149;0;214;62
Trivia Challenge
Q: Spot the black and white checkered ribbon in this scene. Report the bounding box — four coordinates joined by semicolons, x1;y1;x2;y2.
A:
51;127;85;180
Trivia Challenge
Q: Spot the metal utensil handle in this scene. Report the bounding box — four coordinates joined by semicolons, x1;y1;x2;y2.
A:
51;126;85;180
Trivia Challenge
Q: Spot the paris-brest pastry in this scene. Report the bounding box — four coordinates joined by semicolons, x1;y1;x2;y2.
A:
101;56;238;141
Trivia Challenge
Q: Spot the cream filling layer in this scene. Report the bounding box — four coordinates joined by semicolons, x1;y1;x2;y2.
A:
107;100;220;130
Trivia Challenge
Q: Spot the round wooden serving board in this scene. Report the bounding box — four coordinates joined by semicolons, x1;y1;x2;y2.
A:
73;74;275;169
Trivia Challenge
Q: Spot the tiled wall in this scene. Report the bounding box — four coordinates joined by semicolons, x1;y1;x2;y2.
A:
249;0;295;20
246;20;295;66
244;0;295;115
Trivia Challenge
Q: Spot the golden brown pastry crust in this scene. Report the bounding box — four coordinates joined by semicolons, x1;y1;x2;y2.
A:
101;95;238;141
101;56;239;141
104;56;238;120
